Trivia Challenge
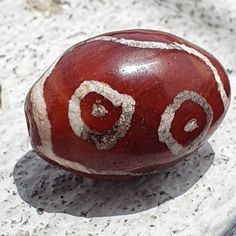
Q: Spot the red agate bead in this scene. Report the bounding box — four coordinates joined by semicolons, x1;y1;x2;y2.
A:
25;29;231;181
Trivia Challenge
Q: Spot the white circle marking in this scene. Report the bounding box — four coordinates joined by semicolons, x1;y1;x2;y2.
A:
68;80;136;150
158;90;213;157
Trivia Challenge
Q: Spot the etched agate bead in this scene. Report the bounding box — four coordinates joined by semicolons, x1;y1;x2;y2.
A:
25;29;231;180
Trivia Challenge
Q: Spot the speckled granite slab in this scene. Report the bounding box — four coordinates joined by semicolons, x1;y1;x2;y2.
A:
0;0;236;235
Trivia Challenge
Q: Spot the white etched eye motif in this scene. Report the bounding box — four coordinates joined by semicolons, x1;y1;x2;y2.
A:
68;80;136;150
158;90;213;157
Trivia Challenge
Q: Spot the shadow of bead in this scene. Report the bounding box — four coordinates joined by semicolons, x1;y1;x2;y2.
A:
13;142;214;217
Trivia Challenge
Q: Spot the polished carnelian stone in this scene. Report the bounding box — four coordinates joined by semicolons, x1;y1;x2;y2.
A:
25;29;231;181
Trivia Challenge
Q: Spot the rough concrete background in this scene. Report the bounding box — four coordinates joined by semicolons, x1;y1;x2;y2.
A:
0;0;236;235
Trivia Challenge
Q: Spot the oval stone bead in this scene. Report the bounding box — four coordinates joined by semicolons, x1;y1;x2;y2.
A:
24;29;231;181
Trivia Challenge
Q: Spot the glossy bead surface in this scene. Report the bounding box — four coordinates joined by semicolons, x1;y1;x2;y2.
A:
25;29;231;180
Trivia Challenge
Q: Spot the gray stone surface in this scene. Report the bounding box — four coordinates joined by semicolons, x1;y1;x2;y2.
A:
225;225;236;236
0;0;236;235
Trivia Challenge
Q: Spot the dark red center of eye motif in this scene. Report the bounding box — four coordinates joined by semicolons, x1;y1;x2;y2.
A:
170;100;207;146
80;92;122;133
